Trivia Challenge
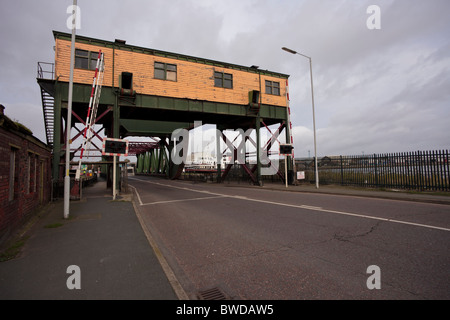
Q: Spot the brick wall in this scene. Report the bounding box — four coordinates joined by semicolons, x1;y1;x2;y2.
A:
54;38;288;107
0;121;52;245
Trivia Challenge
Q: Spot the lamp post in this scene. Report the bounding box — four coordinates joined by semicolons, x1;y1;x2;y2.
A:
64;0;78;218
282;47;319;189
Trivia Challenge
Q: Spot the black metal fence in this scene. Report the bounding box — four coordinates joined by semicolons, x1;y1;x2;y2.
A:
295;149;450;192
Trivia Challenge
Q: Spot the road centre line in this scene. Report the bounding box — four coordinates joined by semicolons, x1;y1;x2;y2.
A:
129;178;450;232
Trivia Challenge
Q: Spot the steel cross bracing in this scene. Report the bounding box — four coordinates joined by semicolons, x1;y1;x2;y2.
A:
219;123;286;183
84;52;105;157
127;140;160;155
135;140;169;176
132;122;288;182
260;121;286;181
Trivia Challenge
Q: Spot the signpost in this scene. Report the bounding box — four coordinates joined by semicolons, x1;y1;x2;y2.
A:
102;138;128;200
279;144;294;188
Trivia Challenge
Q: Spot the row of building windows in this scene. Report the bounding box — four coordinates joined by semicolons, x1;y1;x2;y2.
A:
74;49;281;96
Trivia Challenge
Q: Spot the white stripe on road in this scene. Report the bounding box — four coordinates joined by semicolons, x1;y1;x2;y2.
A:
129;181;227;206
242;197;450;232
129;178;450;232
140;196;227;206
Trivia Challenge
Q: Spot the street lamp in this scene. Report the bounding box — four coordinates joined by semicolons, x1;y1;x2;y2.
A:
282;47;319;189
64;0;78;218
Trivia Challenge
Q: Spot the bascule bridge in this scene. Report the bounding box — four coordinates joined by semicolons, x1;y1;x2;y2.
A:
37;31;293;192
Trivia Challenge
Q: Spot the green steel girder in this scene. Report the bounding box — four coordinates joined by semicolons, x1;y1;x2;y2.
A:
135;138;184;179
165;139;185;180
136;153;143;173
120;119;193;138
50;82;288;128
42;79;290;182
144;152;150;173
150;148;167;174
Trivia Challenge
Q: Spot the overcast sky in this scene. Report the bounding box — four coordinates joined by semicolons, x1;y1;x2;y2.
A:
1;0;449;158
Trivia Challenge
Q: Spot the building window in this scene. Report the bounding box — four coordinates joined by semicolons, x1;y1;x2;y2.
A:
214;71;233;89
75;49;101;70
154;62;177;81
9;148;16;201
265;80;280;95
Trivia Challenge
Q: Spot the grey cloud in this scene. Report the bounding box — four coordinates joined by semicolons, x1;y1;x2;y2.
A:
0;0;448;157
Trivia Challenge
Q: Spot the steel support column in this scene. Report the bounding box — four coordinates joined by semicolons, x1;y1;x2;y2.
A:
256;116;262;185
166;136;187;180
216;127;222;183
136;153;142;173
111;93;120;191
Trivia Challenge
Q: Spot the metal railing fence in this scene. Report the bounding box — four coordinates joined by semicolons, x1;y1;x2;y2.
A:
295;149;449;192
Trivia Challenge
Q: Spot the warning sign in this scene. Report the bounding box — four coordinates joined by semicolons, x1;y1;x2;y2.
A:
279;144;294;156
102;138;129;156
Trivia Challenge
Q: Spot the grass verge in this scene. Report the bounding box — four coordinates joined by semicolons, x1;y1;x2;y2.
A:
0;236;30;262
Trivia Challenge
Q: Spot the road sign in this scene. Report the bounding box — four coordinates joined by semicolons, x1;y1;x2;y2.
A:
102;138;129;156
280;144;294;188
279;144;294;156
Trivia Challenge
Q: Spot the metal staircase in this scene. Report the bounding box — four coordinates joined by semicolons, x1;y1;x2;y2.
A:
37;62;55;148
40;87;55;147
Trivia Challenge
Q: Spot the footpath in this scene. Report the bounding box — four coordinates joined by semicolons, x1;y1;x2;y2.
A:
0;179;179;300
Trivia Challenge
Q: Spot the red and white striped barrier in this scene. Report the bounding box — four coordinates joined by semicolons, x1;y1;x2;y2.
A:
79;50;103;160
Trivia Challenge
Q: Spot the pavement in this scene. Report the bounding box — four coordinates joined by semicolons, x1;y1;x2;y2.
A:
0;176;448;300
0;178;180;300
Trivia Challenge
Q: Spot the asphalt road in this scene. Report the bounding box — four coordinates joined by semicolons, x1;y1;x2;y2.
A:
129;176;450;300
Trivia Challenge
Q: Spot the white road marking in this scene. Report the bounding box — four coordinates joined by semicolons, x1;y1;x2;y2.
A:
129;177;450;232
141;195;227;206
242;197;450;232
